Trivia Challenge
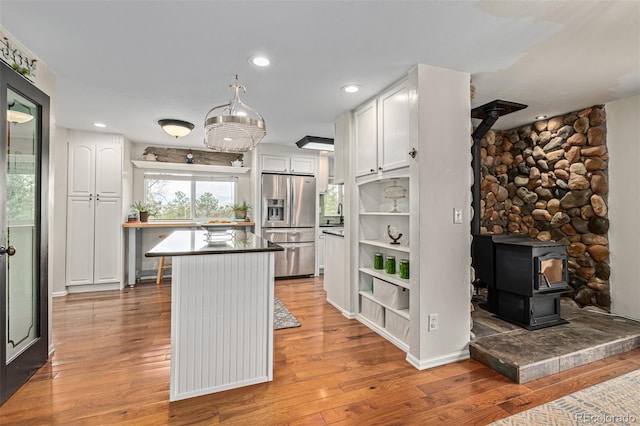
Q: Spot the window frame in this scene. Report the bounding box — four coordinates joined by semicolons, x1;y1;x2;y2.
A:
323;184;344;217
143;172;238;221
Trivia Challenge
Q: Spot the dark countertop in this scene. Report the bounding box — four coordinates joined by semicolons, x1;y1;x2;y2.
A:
145;230;283;257
320;224;344;228
322;228;344;237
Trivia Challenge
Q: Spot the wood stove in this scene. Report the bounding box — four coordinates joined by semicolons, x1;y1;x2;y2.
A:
473;235;570;330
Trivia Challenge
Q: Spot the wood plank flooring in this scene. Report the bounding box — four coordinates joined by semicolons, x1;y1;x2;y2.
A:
0;277;638;425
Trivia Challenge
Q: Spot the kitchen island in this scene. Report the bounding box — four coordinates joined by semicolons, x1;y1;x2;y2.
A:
146;230;283;401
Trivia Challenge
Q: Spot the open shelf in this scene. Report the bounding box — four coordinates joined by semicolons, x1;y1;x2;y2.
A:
359;267;410;289
356;314;409;353
360;239;410;253
132;160;250;174
359;212;410;216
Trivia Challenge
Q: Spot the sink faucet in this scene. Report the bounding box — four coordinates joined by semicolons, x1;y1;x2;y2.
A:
337;203;344;224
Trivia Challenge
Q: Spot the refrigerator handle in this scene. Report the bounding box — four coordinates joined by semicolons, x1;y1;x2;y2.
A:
285;176;292;226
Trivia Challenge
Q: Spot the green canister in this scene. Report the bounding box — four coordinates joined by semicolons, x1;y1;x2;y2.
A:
385;255;396;274
373;252;384;270
399;259;409;279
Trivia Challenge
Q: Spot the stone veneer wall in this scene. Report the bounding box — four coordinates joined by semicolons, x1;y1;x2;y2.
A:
478;105;610;309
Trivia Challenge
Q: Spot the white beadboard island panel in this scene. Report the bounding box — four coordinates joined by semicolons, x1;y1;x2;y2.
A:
169;251;274;401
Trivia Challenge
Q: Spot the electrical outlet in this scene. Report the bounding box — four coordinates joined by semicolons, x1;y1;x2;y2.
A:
453;208;462;224
428;313;439;331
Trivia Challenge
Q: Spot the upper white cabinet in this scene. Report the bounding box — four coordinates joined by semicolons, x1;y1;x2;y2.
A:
378;80;410;172
354;99;378;177
262;154;315;175
354;79;409;178
318;154;329;193
333;112;351;184
68;141;122;197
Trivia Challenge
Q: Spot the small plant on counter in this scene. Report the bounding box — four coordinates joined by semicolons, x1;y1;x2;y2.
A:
130;201;157;222
231;199;251;220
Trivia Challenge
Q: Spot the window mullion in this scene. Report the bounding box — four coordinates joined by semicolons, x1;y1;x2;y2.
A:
190;179;196;220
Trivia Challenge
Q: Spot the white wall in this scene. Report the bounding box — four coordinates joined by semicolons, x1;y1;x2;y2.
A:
607;95;640;320
408;64;471;368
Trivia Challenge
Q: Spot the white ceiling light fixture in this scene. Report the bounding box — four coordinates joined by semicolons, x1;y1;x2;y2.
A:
204;75;266;152
158;119;195;138
6;101;34;124
93;122;107;128
535;115;547;120
341;84;361;94
249;55;271;67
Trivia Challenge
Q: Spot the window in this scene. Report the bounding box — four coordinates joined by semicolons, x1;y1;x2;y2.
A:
323;184;343;216
143;173;236;220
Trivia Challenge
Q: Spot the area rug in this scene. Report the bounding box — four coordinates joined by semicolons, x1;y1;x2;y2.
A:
491;369;640;425
274;298;300;330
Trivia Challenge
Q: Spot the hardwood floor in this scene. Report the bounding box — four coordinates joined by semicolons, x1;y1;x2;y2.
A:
1;277;638;425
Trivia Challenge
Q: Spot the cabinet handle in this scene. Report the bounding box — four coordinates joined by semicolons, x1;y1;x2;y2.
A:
409;148;417;158
378;166;383;171
291;169;295;172
370;168;375;173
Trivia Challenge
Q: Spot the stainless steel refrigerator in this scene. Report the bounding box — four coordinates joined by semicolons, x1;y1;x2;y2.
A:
261;173;316;277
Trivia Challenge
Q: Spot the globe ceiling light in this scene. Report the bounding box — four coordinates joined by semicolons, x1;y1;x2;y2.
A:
204;76;266;152
158;119;195;138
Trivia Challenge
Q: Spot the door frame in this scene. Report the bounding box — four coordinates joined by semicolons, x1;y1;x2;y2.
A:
0;60;50;404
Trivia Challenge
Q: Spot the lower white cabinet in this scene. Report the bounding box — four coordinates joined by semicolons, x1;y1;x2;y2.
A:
66;196;122;286
324;233;347;312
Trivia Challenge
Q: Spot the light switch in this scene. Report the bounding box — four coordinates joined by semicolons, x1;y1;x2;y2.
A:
453;208;463;224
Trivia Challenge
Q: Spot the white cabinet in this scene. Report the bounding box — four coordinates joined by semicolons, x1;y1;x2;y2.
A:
318;154;329;193
68;142;122;197
66;196;122;285
354;79;409;178
66;135;123;288
318;233;325;272
325;233;348;312
354;99;378;177
262;154;315;175
333;112;351;184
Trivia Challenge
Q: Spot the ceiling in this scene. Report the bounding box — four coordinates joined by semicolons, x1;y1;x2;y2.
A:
1;1;638;150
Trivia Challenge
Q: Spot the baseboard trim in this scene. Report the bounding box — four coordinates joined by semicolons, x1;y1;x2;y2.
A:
52;290;68;297
326;298;355;319
406;349;470;370
67;282;121;293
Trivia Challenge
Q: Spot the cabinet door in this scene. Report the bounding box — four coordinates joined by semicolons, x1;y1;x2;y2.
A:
95;143;122;197
354;99;378;177
318;234;325;273
66;197;95;285
318;155;328;193
262;155;290;172
333;113;349;184
324;235;345;309
93;197;122;284
290;157;315;175
67;143;95;197
378;80;409;172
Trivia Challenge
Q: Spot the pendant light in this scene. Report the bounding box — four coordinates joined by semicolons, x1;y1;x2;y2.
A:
204;75;266;152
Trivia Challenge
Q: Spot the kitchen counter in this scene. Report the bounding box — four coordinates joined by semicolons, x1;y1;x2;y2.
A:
123;222;255;286
322;228;344;237
145;230;281;401
145;230;282;257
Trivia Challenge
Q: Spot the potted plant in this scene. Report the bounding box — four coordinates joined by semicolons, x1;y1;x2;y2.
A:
131;201;154;222
232;199;251;221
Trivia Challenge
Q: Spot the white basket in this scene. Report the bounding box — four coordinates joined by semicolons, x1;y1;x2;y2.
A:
386;310;410;342
373;278;409;309
361;297;385;327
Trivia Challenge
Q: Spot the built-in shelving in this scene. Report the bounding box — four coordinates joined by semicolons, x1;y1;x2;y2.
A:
359;267;409;289
132;160;250;174
359;290;410;320
360;239;410;253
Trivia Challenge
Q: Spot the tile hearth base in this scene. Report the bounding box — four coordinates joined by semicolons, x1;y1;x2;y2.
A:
469;298;640;383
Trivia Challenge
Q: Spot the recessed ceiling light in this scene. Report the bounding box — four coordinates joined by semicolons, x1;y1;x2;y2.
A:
249;56;270;67
93;122;106;128
341;84;361;94
535;115;547;120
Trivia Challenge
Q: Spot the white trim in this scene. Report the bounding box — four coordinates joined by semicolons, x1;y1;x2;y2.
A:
326;298;355;318
66;282;120;293
405;350;470;370
52;290;68;297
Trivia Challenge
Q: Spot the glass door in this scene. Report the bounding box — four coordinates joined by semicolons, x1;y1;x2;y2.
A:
0;62;49;405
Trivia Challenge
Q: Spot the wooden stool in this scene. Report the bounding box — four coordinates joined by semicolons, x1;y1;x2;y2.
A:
156;235;171;285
